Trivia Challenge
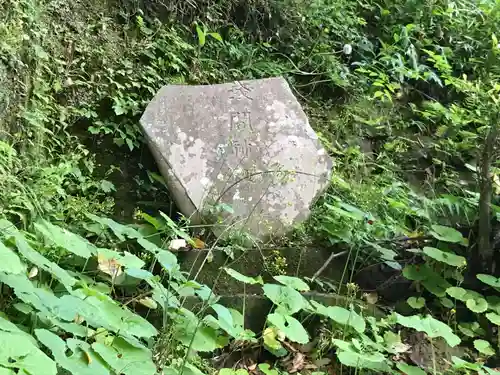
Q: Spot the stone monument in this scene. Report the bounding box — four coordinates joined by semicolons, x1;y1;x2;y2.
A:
140;77;332;241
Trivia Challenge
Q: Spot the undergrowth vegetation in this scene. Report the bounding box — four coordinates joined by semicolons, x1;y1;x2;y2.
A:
1;0;500;373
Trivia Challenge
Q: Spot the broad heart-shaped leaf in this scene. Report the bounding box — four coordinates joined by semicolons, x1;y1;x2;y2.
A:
487;296;500;314
86;214;142;241
0;317;56;375
430;225;464;243
422;273;451;297
273;275;309;291
71;289;157;339
423;247;466;267
36;329;109;375
466;297;488;313
157;250;179;273
407;297;425;309
205;304;255;341
396;363;426;375
393;313;460;347
446;286;487;312
452;356;483;371
137;238;179;273
403;264;434;281
474;339;495;356
14;235;76;289
0;242;25;274
446;286;474;301
258;364;279;375
458;322;485;338
477;274;500;289
311;301;365;333
486;312;500;325
402;263;451;296
223;268;263;285
262;284;306;315
336;350;390;372
0;272;61;314
440;297;454;308
34;220;95;258
92;337;156;375
173;308;228;352
267;313;309;344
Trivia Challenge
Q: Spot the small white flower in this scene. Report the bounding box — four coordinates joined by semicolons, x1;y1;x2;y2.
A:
343;43;353;55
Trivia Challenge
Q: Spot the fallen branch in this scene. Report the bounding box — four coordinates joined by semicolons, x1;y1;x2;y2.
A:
311;250;348;281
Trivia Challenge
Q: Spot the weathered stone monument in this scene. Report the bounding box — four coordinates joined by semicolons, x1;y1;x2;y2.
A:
140;77;332;240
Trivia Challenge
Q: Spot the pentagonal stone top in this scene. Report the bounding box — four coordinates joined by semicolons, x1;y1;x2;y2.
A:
140;77;332;240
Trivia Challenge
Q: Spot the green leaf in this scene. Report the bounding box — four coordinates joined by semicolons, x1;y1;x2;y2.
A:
474;339;495;356
329;306;366;333
34;220;95;259
196;25;205;46
92;337;156;375
466;297;488;313
440;297;454;308
430;225;464;243
396;363;427;375
36;329;109;375
458;322;484;338
258;364;279;375
402;264;433;281
157;250;178;273
336;351;390;372
452;356;483;371
14;235;76;288
312;301;365;333
325;203;364;220
487;296;500;314
485;366;500;375
477;274;500;289
174;309;227;352
423;247;466;267
263;284;305;315
0;317;56;375
207;32;223;42
262;327;287;357
393;313;460;347
273;275;309;291
86;214;141;241
446;287;470;301
71;289;157;339
97;248;145;270
99;180;115;193
205;304;255;341
0;242;25;274
446;287;487;312
219;370;248;375
267;313;309;344
407;297;425;309
421;273;451;297
486;312;500;325
223;268;263;285
0;272;60;314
